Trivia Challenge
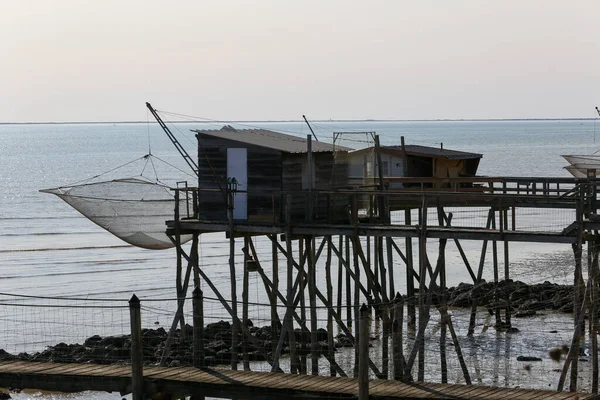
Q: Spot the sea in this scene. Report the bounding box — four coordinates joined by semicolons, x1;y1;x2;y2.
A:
1;118;599;398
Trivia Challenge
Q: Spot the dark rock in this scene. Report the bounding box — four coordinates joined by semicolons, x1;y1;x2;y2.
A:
84;335;102;346
205;320;231;339
517;356;542;362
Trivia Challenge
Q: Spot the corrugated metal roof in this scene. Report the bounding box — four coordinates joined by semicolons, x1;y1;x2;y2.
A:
399;145;482;159
349;145;482;160
192;126;352;153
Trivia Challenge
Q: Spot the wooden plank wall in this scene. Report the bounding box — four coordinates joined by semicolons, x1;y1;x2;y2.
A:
197;133;282;221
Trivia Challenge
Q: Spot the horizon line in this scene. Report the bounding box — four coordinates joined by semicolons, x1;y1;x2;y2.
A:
1;117;599;125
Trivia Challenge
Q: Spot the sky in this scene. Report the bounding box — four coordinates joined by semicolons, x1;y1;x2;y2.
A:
1;0;599;122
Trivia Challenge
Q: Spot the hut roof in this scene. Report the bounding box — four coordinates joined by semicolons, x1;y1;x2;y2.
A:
192;126;352;153
351;145;482;160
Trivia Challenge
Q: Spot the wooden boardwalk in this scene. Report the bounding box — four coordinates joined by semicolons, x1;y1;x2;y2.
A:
0;361;595;400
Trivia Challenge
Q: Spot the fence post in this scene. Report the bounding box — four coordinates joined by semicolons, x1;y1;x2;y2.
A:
392;293;405;381
358;304;370;400
193;286;205;368
129;294;144;400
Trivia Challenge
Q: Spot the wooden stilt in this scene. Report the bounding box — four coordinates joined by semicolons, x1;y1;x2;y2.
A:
468;208;493;336
491;209;501;326
392;293;405;381
437;207;450;383
353;235;361;378
568;190;585;391
504;209;511;327
242;236;250;371
228;192;239;371
192;287;205;369
159;241;195;366
378;237;390;379
386;237;395;305
558;277;591;392
272;236;382;378
285;195;299;374
367;236;373;298
590;238;599;394
308;236;319;375
195;265;282;371
326;235;336;376
346;235;352;328
299;238;307;374
405;208;416;332
417;199;427;381
441;306;472;384
337;235;343;327
271;235;279;357
358;304;370;400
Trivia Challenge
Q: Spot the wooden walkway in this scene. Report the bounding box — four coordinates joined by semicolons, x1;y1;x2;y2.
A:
0;361;595;400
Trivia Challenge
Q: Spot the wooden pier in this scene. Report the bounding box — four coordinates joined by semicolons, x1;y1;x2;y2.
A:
0;361;594;400
160;175;600;397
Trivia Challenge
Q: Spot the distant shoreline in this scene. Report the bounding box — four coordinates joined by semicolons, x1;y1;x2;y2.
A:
0;117;598;125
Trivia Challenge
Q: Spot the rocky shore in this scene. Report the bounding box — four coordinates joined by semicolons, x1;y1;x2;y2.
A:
0;280;577;367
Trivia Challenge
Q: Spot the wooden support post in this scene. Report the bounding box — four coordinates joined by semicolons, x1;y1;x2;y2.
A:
228;191;239;370
159;246;194;366
558;278;591;392
346;235;352;328
308;236;319;375
353;236;361;378
174;191;186;340
591;238;599;394
299;238;307;374
271;236;279;357
491;208;501;326
326;235;336;376
417;198;427;381
436;207;450;383
242;236;250;371
568;189;585;391
337;235;343;324
367;236;373;298
273;236;381;377
379;237;390;379
571;241;583;392
405;209;416;331
386;237;395;304
441;306;472;384
392;293;405;381
285;195;299;374
504;209;511;327
129;295;143;400
193;287;205;369
195;266;282;372
358;304;370;400
192;233;200;289
468;208;493;336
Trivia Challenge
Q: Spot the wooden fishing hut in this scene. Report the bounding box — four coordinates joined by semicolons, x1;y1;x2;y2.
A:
192;126;351;222
347;138;482;188
165;129;600;394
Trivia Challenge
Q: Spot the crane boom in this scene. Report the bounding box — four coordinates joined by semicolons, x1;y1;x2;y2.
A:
146;102;199;177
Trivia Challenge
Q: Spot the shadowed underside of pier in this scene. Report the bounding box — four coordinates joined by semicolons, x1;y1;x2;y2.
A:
0;361;593;400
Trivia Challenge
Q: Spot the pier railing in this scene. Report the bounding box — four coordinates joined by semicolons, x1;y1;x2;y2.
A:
172;176;597;236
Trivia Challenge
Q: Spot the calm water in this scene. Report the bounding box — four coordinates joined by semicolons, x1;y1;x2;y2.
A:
1;118;598;398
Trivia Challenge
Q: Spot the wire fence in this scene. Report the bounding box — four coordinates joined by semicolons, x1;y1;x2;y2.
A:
0;285;594;392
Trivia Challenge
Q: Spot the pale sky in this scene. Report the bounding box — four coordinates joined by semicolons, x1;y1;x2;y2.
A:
1;1;599;122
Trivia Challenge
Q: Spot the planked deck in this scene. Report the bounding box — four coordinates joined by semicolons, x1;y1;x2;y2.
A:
0;361;595;400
